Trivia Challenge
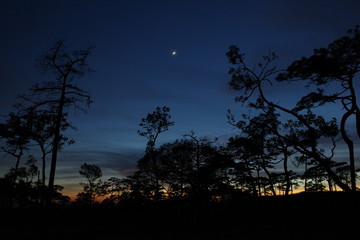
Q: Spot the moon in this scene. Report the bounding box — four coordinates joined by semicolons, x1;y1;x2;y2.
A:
172;51;176;55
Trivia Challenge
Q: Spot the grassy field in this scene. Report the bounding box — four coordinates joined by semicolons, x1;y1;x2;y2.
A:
1;192;359;240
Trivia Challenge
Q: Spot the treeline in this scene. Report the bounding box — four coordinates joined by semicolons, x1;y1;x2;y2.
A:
73;106;359;206
1;27;360;208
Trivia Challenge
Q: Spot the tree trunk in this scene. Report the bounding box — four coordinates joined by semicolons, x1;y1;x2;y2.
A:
40;147;46;186
11;148;24;184
261;159;276;196
153;157;160;200
356;106;360;138
40;148;47;207
340;109;356;191
282;147;291;196
47;80;66;204
246;168;258;197
327;177;333;192
343;77;358;191
355;106;360;138
322;161;351;192
13;154;22;184
304;158;308;192
256;168;261;196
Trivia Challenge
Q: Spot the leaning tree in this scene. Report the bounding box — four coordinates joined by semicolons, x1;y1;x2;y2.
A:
277;26;360;191
226;44;351;192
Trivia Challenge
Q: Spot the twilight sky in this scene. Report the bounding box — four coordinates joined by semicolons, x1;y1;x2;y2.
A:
1;0;360;197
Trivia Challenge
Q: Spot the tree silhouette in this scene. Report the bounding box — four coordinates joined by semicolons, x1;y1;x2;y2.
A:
227;110;290;196
138;106;175;152
0;113;30;184
183;133;205;195
277;26;360;191
156;139;194;198
77;163;106;206
153;137;229;200
3;155;40;207
126;133;236;201
302;162;328;192
226;135;259;196
182;132;222;200
23;110;73;190
121;171;155;202
275;106;345;191
226;46;351;192
18;40;93;202
102;177;124;204
137;106;174;199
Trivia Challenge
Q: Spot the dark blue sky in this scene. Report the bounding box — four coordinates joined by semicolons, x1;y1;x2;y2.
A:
1;0;360;196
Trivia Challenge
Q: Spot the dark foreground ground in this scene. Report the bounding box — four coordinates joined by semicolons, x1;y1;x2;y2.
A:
1;192;359;240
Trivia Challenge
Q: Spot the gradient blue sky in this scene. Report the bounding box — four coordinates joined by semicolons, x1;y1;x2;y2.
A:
1;0;360;197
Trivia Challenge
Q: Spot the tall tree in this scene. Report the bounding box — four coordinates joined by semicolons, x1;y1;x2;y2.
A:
19;40;93;201
277;26;360;191
137;106;174;199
